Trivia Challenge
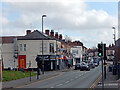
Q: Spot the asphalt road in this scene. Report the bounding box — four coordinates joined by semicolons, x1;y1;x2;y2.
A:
20;63;102;88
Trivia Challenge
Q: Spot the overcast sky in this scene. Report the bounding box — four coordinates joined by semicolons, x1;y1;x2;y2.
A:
1;0;119;48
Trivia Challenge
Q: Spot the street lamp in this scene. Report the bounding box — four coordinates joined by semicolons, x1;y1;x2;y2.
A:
112;26;116;65
42;15;47;74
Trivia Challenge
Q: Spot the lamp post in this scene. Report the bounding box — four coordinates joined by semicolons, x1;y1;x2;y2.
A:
112;27;116;65
42;15;47;74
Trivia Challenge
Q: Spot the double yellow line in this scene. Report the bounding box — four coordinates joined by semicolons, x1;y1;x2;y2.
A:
88;64;110;90
89;74;102;89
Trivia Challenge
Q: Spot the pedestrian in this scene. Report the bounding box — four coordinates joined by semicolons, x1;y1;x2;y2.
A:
68;63;70;69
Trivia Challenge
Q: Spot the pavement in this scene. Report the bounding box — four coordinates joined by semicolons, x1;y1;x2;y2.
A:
94;63;120;89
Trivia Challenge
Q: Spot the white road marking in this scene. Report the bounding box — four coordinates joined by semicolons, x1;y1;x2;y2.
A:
70;79;73;81
79;75;82;76
56;84;63;87
50;87;54;88
75;77;78;78
65;81;70;84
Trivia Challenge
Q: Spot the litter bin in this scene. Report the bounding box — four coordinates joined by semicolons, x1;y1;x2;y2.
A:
113;65;117;75
109;65;112;72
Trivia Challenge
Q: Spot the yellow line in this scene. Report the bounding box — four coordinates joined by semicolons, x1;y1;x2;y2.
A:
89;64;110;89
91;75;102;88
16;73;63;88
89;74;102;89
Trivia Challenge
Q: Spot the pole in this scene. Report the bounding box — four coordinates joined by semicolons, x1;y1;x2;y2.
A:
29;61;31;81
113;27;116;65
14;58;15;71
56;39;57;71
104;44;106;79
101;42;104;89
42;16;44;74
102;58;104;89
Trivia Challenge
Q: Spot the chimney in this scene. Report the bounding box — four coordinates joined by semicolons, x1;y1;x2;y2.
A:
59;34;62;40
45;29;49;36
26;30;31;35
55;32;58;39
50;30;54;37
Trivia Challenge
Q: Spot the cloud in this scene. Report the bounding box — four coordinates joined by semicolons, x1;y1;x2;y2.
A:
1;1;118;48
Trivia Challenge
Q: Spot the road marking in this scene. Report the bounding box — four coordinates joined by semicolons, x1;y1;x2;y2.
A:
65;81;70;84
70;79;73;81
16;73;63;88
50;86;54;88
56;84;63;87
75;77;78;78
89;65;109;89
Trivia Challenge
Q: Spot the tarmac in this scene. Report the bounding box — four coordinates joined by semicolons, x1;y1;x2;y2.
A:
3;63;120;89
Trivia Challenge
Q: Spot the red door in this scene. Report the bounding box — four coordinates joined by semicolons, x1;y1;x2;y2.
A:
18;55;26;69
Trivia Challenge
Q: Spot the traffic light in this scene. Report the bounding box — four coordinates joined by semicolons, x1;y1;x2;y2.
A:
103;44;107;60
98;44;103;56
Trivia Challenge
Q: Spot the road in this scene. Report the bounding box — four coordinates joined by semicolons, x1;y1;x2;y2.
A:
19;63;102;88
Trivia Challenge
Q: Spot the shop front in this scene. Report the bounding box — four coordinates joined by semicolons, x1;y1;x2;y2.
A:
36;55;57;71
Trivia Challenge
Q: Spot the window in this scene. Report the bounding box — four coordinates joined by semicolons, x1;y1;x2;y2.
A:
20;44;22;51
40;44;47;52
50;43;54;53
24;44;26;51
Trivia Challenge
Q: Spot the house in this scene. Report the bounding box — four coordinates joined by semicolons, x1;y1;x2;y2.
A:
71;46;83;65
1;29;87;71
106;44;115;61
0;36;23;69
17;30;61;71
87;48;99;61
69;41;83;65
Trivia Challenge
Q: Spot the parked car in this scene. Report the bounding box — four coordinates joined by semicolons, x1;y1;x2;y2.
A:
93;61;98;67
80;62;90;71
82;60;88;63
75;63;81;70
88;62;95;68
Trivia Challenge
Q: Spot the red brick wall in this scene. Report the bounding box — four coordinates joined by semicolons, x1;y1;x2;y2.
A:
116;47;120;64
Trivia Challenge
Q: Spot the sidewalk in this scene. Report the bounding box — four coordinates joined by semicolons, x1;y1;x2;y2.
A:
95;65;120;89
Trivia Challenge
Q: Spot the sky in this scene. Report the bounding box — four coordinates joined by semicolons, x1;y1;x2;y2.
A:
0;0;119;48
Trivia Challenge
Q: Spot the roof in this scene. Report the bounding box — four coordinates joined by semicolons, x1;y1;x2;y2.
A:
18;30;56;40
0;36;23;44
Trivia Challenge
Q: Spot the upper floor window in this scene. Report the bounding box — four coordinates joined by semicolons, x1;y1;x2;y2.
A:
24;44;26;51
50;43;54;54
40;44;47;52
20;44;22;51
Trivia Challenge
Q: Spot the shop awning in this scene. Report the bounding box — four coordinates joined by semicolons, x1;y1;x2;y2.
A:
64;56;69;60
58;55;63;59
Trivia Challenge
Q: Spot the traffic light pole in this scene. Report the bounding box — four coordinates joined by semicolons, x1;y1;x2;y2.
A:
102;57;104;89
101;42;104;89
103;44;106;79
